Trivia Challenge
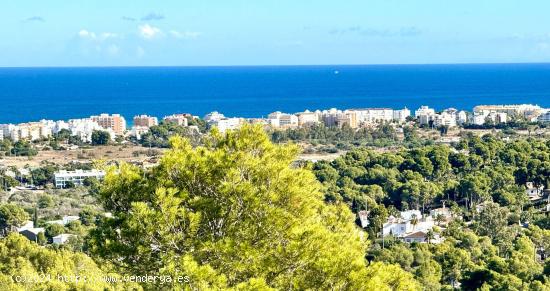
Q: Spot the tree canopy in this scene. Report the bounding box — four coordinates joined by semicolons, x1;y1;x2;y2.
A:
0;233;138;290
89;125;419;290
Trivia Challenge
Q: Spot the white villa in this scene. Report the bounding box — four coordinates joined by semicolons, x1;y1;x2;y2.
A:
382;210;441;243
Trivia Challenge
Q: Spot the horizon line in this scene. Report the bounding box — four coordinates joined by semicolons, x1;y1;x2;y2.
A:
1;61;550;69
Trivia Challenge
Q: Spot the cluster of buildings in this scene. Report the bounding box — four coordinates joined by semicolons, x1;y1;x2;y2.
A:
414;104;550;127
472;104;548;125
1;104;549;143
222;103;549;133
0;114;127;143
415;106;468;128
264;107;411;129
203;111;242;133
356;182;549;245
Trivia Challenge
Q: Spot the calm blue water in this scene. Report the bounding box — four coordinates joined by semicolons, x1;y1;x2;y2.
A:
0;64;549;124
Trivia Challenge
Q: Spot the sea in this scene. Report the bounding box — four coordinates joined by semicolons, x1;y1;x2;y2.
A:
0;63;550;124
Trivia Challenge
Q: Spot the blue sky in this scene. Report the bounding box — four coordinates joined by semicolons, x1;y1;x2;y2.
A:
2;0;550;66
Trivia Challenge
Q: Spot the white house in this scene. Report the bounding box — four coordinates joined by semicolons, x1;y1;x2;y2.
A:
130;126;150;140
402;231;443;244
358;210;369;228
526;182;544;200
383;210;436;239
63;215;80;225
53;234;74;245
16;220;34;232
400;210;422;221
54;169;105;188
383;219;413;236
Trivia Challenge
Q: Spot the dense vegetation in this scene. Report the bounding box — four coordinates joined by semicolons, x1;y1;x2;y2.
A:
270;123;407;152
91;130;111;146
0;234;138;290
139;121;203;148
0;126;549;289
313;133;550;289
88;125;419;290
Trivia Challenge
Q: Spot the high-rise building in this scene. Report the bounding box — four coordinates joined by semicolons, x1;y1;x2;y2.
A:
90;113;126;135
133;115;158;128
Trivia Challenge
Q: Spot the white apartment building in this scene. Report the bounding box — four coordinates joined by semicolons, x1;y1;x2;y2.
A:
472;112;487;125
212;118;242;133
295;110;320;126
415;106;436;118
538;112;550;122
488;112;508;124
54;169;106;188
53;120;70;133
457;110;468;124
66;118;105;142
434;111;457;128
349;108;394;124
204;112;242;133
0;122;52;142
268;111;299;128
0;124;16;140
393;108;411;123
415;106;437;126
473;104;543;121
473;111;508;125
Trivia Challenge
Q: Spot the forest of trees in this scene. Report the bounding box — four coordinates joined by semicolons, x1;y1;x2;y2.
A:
269;123;411;151
0;125;548;290
313;133;550;289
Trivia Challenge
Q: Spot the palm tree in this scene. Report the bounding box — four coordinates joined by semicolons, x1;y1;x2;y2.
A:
411;214;419;231
426;229;435;244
